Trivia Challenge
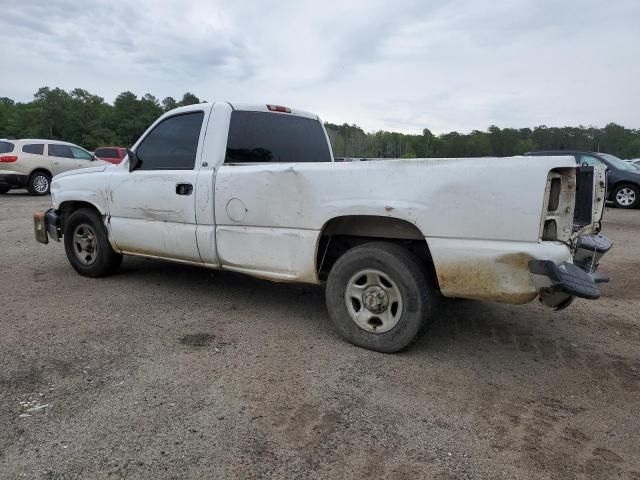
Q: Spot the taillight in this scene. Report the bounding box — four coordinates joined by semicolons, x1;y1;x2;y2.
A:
267;104;291;113
0;155;18;162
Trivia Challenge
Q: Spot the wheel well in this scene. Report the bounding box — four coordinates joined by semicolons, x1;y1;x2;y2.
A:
316;215;439;288
29;168;52;179
59;201;102;232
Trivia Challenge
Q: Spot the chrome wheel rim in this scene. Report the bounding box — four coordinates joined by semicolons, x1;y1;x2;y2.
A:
73;224;98;265
33;175;49;194
345;269;403;333
616;188;636;206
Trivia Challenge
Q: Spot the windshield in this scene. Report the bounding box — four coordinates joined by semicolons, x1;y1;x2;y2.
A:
600;153;638;171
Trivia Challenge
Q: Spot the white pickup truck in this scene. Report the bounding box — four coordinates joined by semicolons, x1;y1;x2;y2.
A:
34;102;612;352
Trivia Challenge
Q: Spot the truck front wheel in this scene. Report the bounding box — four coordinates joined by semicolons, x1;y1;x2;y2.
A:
63;208;122;277
325;242;434;353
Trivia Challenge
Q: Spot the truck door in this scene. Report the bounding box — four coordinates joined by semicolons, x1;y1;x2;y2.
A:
107;108;210;263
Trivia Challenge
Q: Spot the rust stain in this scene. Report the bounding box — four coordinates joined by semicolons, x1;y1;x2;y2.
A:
436;253;537;304
384;206;394;212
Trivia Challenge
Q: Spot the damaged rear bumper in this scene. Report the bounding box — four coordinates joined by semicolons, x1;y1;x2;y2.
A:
528;234;612;309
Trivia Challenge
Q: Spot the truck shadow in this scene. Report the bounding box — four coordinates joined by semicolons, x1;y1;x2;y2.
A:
117;257;560;355
107;258;640;393
412;297;590;362
117;256;326;320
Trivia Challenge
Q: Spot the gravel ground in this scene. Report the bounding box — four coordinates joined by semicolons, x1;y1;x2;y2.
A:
1;192;639;480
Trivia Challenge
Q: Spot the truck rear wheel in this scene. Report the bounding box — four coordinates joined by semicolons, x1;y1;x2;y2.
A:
63;208;122;277
325;242;434;353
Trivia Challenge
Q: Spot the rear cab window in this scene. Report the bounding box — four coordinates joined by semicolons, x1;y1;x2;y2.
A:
22;144;45;155
225;111;331;164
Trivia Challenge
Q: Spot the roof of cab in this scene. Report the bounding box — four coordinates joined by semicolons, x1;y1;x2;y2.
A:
168;101;320;121
228;102;319;120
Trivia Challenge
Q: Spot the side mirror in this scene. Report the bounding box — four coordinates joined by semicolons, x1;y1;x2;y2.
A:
127;149;142;172
91;154;97;161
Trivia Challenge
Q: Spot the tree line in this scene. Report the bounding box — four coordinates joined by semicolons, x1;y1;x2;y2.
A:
1;87;639;159
326;123;640;160
0;87;203;150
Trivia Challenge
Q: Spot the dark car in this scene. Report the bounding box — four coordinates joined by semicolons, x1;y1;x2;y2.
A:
526;150;640;209
94;147;127;164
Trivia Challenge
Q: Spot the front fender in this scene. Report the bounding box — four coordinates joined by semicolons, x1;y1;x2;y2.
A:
51;172;110;215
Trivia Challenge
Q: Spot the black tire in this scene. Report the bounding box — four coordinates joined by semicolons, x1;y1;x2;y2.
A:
0;185;9;194
27;171;51;196
325;242;435;353
64;208;122;277
612;184;639;209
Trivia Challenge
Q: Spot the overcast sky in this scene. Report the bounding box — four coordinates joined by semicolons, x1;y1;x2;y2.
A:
2;0;639;133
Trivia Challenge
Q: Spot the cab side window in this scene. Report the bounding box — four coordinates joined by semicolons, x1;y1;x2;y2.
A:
135;112;204;170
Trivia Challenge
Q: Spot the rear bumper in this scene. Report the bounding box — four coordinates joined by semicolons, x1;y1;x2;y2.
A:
0;173;28;189
33;209;61;244
528;234;612;309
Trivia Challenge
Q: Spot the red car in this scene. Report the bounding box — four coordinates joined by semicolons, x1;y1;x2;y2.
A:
94;147;127;164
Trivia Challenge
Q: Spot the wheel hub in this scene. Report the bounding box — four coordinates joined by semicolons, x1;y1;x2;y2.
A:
73;224;98;265
34;175;49;193
362;286;389;313
344;269;403;334
617;188;635;206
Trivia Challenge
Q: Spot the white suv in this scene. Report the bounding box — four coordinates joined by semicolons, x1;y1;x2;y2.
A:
0;139;109;195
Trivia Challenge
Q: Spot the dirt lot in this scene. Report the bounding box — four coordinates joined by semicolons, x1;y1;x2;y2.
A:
0;192;638;480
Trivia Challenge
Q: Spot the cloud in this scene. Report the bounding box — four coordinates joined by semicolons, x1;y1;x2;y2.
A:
1;0;639;133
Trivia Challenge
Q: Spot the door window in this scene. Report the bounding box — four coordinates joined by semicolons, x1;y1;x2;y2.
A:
71;146;93;161
48;144;74;158
135;112;204;170
22;144;45;155
0;141;15;153
579;155;605;166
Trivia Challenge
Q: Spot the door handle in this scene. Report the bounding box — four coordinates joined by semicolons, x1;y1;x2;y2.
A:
176;183;193;195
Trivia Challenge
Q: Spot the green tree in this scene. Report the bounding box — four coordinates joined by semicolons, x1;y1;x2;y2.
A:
162;96;178;112
2;87;640;158
178;92;201;107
